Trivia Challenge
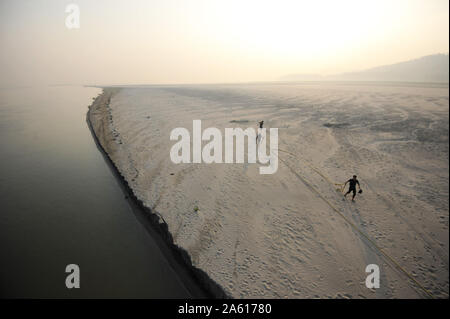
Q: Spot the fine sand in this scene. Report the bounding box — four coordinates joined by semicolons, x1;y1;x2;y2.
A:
88;82;448;298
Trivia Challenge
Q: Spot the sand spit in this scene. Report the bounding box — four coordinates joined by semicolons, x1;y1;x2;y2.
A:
87;89;229;298
88;83;448;298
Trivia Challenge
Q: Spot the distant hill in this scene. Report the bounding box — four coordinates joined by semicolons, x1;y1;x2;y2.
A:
281;54;449;83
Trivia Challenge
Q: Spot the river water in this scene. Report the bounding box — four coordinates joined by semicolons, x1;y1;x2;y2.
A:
0;86;194;298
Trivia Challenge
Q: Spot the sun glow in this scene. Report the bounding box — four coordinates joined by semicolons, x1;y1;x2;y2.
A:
0;0;448;85
205;1;385;57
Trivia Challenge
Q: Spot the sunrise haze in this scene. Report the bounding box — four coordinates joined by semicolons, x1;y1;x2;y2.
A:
0;0;448;86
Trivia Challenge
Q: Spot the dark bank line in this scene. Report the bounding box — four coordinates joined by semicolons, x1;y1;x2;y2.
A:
86;94;229;299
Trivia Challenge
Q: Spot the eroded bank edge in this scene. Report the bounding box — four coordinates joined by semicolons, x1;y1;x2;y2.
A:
86;87;230;299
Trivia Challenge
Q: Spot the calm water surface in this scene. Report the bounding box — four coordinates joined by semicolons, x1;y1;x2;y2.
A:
0;86;191;298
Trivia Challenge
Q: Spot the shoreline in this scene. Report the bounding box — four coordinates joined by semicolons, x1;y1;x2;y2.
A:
87;89;229;299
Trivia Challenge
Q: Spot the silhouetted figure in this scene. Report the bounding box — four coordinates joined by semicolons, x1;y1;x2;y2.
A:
256;120;264;143
344;175;361;202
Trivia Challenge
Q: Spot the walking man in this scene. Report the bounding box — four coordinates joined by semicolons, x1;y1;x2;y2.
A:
256;120;264;144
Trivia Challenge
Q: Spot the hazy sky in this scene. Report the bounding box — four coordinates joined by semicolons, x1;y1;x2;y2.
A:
0;0;448;86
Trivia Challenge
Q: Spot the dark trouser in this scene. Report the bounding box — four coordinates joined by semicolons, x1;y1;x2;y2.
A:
345;187;356;199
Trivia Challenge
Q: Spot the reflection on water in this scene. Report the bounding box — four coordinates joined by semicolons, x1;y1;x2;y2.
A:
0;86;190;298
